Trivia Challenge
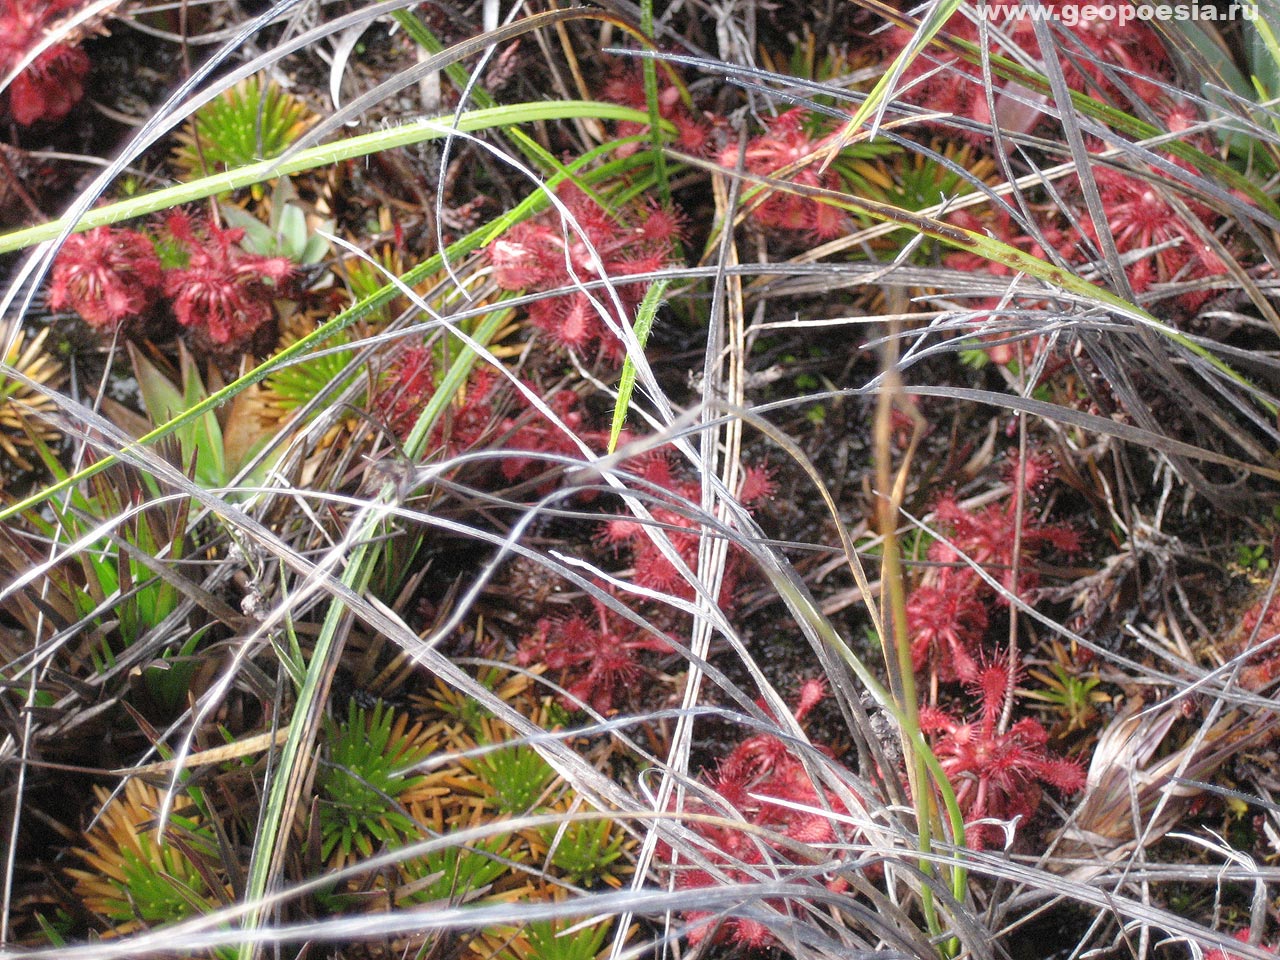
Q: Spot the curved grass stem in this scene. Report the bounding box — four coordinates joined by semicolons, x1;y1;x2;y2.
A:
0;101;664;255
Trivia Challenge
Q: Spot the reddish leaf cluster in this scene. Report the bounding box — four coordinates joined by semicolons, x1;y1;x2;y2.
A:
903;451;1084;847
1228;592;1280;691
907;577;988;683
487;183;682;362
377;347;498;449
716;109;848;239
377;349;608;486
944;140;1228;360
0;0;90;125
600;66;710;157
47;215;294;351
920;662;1085;848
909;452;1079;681
666;680;855;949
163;213;294;348
378;345;437;440
930;488;1081;597
883;0;1171;141
884;7;1228;333
596;449;774;603
500;387;602;484
516;594;672;714
48;227;163;329
1070;160;1228;307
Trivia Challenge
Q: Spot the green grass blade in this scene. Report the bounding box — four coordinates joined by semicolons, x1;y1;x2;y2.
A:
836;0;965;145
608;279;668;453
0;101;656;255
639;0;670;203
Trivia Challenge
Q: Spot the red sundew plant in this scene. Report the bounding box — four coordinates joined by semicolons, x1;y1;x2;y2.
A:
596;449;774;603
0;0;90;125
515;594;673;714
1227;592;1280;691
884;0;1171;140
377;346;498;448
907;571;989;683
1071;160;1228;308
10;44;89;125
162;213;294;350
665;680;855;950
48;216;296;346
487;183;682;362
1003;447;1058;498
498;387;606;485
48;227;164;328
377;348;610;484
909;452;1078;682
920;662;1085;848
944;118;1226;347
929;490;1080;601
600;65;710;157
717;109;848;239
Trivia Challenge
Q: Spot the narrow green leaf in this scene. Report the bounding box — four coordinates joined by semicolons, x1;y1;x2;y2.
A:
640;0;669;203
843;0;965;140
1251;0;1280;97
0;101;661;255
608;279;668;453
180;350;225;488
130;345;187;435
